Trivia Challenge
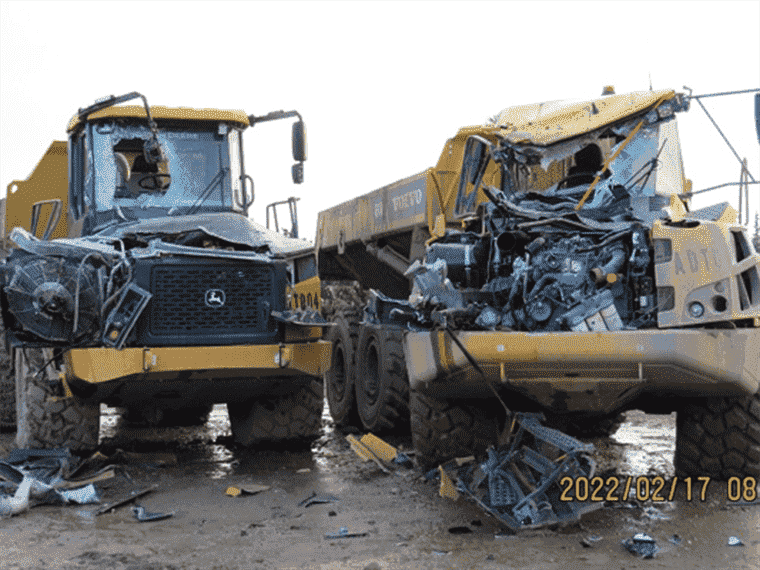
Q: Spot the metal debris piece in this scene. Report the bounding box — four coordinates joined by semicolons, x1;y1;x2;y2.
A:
324;526;368;539
298;492;339;508
0;476;34;517
438;466;459;500
581;535;603;548
727;536;745;546
132;505;175;522
669;534;682;545
296;468;311;474
642;505;671;521
0;449;116;516
59;484;100;505
446;413;601;531
95;484;158;516
448;526;472;534
346;433;414;472
225;484;271;497
622;533;658;559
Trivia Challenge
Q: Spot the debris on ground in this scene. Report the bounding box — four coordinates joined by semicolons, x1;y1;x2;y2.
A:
437;413;601;531
225;484;271;497
298;492;339;508
325;526;369;539
346;433;413;473
580;535;603;548
622;533;658;559
132;505;175;522
95;484;158;516
727;536;745;547
0;448;114;517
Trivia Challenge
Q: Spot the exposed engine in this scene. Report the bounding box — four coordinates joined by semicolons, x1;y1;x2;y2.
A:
370;189;658;333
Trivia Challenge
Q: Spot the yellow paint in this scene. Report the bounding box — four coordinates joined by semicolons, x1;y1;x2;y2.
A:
438;466;459;500
67;105;250;132
63;341;332;384
4;142;69;241
359;433;399;462
289;275;321;311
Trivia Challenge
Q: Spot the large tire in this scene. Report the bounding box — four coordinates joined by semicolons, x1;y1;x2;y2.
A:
675;393;760;480
324;310;361;427
0;320;14;430
228;378;323;446
410;390;498;471
355;325;409;433
15;348;100;452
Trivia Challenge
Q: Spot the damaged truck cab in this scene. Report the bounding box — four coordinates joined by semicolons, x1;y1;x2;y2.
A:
317;89;760;479
0;92;330;451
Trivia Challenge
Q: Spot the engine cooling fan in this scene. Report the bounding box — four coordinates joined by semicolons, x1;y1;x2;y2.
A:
4;255;100;343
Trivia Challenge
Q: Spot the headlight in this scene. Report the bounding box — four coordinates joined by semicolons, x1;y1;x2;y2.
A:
688;302;705;318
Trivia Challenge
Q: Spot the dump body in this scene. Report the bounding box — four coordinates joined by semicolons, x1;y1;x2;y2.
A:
317;87;760;478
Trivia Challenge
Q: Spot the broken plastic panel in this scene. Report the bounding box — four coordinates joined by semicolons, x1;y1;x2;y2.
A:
102;283;152;349
132;505;175;522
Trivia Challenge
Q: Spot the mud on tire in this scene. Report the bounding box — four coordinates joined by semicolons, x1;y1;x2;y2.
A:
325;310;361;427
15;348;100;452
411;390;498;471
675;393;760;480
228;378;323;446
355;324;409;434
0;320;14;430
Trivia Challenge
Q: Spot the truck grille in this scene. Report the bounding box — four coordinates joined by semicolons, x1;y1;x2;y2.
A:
131;257;284;346
150;265;273;335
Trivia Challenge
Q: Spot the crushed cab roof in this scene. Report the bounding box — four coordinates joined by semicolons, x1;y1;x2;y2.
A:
495;89;678;146
67;105;250;132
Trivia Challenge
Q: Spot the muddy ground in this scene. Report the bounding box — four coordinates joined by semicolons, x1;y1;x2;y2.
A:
1;405;758;570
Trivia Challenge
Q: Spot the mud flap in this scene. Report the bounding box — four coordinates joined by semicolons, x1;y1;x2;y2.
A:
443;413;602;531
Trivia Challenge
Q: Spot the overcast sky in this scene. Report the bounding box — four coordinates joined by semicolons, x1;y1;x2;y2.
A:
1;1;759;241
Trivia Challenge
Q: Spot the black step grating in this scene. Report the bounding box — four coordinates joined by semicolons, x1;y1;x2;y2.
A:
150;264;274;335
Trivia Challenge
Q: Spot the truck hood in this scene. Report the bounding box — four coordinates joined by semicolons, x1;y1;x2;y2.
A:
96;212;312;257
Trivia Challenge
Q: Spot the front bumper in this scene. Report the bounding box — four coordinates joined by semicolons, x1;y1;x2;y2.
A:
63;340;332;384
404;329;760;413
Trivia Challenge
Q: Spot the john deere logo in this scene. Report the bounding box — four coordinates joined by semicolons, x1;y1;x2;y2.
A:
205;289;226;307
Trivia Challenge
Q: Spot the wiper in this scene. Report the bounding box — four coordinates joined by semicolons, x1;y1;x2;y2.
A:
172;167;229;216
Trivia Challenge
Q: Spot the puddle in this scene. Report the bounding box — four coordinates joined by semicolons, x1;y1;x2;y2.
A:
612;411;676;477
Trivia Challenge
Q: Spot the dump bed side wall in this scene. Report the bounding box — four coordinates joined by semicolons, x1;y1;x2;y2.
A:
4;141;69;242
316;170;430;252
316;171;435;296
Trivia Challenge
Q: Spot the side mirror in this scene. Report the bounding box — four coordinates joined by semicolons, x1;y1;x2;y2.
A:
292;121;307;162
292;163;304;185
243;174;254;208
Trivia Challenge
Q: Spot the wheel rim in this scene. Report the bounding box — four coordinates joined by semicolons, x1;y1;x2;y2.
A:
363;341;380;406
330;343;347;401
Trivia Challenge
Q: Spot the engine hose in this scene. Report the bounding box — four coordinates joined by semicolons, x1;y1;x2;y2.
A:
590;247;626;283
527;275;556;302
73;252;109;334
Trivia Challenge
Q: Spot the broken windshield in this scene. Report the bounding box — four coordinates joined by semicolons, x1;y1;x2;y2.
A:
88;122;243;226
457;113;687;225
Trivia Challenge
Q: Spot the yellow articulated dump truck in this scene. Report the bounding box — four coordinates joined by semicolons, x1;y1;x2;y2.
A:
0;92;330;451
317;88;760;479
